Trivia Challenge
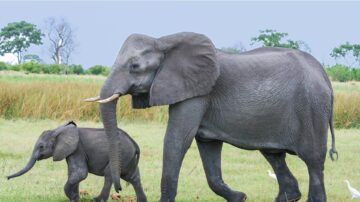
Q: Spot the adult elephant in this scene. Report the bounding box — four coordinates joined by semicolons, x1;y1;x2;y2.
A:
85;32;337;202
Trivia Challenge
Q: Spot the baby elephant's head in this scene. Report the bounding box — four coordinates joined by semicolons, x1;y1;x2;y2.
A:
7;121;79;180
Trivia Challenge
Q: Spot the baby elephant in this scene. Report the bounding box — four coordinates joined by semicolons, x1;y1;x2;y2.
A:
7;121;147;202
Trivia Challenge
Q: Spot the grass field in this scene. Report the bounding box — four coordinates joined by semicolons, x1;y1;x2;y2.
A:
0;119;360;202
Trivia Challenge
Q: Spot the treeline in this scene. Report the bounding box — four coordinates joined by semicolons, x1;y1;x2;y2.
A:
0;62;110;76
2;61;360;82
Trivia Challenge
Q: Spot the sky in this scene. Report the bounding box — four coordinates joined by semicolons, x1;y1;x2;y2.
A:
0;1;359;68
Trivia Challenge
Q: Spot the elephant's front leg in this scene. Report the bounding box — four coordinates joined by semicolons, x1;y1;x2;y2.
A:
64;182;80;202
94;165;112;202
65;155;88;202
160;96;208;202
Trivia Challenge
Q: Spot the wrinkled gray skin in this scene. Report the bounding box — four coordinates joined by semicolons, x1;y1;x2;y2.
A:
7;121;147;202
97;32;337;202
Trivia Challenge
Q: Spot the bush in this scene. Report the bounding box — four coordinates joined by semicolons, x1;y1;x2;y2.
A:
8;64;21;71
86;65;110;76
326;64;352;82
21;62;42;73
42;64;63;74
0;62;9;70
351;68;360;81
0;62;110;76
67;64;84;75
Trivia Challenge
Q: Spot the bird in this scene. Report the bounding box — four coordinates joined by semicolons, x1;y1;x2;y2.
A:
345;180;360;199
267;170;277;181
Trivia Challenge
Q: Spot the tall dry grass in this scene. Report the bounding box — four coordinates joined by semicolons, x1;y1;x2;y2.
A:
0;79;168;122
0;72;359;128
333;93;360;128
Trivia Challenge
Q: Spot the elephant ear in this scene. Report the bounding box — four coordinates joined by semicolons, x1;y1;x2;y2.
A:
149;32;220;106
52;124;79;161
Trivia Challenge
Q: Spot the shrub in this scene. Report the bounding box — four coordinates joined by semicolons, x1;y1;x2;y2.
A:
67;64;84;75
351;68;360;81
326;64;360;82
42;64;62;74
86;65;110;76
21;62;42;73
8;64;21;71
0;62;8;70
326;64;352;82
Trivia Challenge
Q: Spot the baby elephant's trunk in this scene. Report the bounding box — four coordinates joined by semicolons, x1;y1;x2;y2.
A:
7;151;38;180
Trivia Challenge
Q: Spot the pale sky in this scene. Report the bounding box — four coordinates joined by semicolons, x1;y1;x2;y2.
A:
0;1;359;68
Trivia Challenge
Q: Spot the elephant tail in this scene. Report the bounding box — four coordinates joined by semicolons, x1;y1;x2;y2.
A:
329;94;338;161
128;136;141;180
133;141;140;170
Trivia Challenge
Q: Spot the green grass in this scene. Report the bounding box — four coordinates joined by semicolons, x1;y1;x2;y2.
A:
0;119;359;201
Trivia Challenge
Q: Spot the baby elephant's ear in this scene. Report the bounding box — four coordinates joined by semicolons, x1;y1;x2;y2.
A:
53;125;79;161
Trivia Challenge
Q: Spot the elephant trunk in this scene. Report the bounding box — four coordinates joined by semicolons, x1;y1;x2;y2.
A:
100;101;122;192
95;62;133;192
7;151;39;180
99;73;130;192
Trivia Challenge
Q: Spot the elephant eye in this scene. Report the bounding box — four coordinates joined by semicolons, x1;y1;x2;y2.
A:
130;63;140;70
129;63;142;73
39;145;44;150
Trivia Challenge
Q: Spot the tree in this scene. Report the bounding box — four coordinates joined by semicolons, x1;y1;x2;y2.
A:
0;21;43;64
23;54;42;63
330;42;360;67
251;29;310;52
45;18;76;65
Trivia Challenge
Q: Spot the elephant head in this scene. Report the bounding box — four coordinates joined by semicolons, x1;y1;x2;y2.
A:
7;121;79;180
84;32;220;191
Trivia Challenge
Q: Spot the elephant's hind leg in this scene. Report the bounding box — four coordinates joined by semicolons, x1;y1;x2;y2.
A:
196;138;247;202
261;151;301;202
298;145;327;202
297;112;328;202
125;167;147;202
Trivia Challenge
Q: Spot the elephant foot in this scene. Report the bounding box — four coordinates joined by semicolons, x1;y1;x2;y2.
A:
228;192;247;202
275;190;301;202
93;196;107;202
306;196;326;202
69;196;80;202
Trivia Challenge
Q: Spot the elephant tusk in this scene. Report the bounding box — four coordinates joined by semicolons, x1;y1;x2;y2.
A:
83;96;101;102
97;94;120;103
